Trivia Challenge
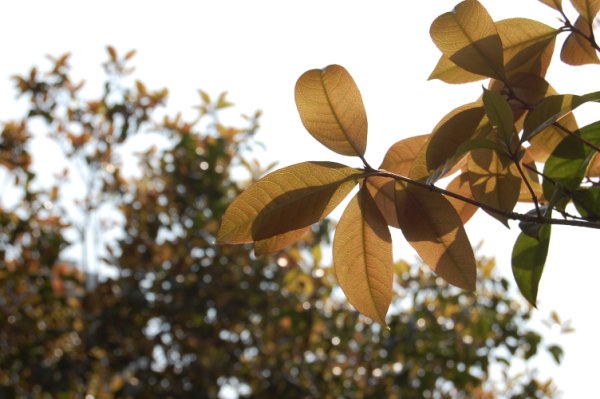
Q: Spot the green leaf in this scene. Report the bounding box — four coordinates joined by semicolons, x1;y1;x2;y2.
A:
542;121;600;209
547;344;564;364
482;88;515;145
467;148;521;226
512;224;551;307
522;94;592;142
395;181;476;291
430;0;505;80
334;186;393;325
573;187;600;221
561;17;600;65
217;161;362;244
295;65;368;157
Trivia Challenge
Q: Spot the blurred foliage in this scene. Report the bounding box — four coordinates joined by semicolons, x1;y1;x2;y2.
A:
0;48;563;398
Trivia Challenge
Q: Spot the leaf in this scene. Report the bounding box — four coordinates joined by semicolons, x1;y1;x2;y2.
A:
429;19;558;83
430;0;505;80
365;177;400;228
428;56;486;84
380;134;429;175
467;148;521;226
561;17;600;65
254;227;311;256
538;0;562;11
586;152;600;176
410;103;486;181
518;150;543;202
542;121;600;208
512;224;551;307
573;187;600;220
217;161;362;244
295;65;367;157
547;344;564;364
498;18;558;77
395;181;477;290
445;173;479;224
482;88;515;144
333;186;393;325
522;93;593;142
570;0;600;24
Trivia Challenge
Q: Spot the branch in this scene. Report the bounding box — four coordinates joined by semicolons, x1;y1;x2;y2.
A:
554;121;600;153
368;169;600;230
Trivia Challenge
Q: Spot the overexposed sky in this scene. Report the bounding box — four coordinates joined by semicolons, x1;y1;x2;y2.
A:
2;1;599;397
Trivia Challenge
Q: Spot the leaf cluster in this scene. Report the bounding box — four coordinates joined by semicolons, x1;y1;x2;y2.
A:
218;0;600;319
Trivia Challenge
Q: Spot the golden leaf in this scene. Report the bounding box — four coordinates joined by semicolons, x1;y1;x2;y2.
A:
334;187;393;325
217;162;362;244
395;181;477;291
430;0;505;80
467;148;521;226
295;65;367;156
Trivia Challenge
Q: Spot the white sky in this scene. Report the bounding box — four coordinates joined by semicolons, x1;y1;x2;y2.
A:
1;1;599;397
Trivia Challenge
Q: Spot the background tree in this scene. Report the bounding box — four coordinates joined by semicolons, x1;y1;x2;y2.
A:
0;49;566;398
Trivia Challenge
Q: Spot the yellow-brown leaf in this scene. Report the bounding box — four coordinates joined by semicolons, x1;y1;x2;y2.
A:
446;173;479;224
217;162;362;244
395;182;477;291
295;65;368;157
571;0;600;24
430;0;505;80
561;17;600;65
538;0;562;11
334;187;393;325
254;227;311;256
467;148;521;226
365;177;399;228
380;135;429;175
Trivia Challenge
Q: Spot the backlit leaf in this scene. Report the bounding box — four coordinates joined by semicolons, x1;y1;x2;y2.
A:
295;65;367;156
467;148;521;226
410;103;486;181
512;224;551;307
519;151;543;202
430;0;505;80
217;161;362;244
380;134;429;175
334;186;393;325
587;153;600;176
365;177;399;228
573;187;600;220
395;181;476;291
538;0;562;10
561;17;600;65
254;227;311;256
542;121;600;209
446;173;479;224
429;19;557;83
497;18;558;77
570;0;600;24
482;88;515;144
522;94;587;142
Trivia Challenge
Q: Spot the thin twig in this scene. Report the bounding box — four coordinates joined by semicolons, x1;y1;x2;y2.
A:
554;121;600;153
367;169;600;230
513;158;542;217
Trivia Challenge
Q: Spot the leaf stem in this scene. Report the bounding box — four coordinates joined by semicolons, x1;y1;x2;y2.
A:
367;169;600;230
513;158;542;217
